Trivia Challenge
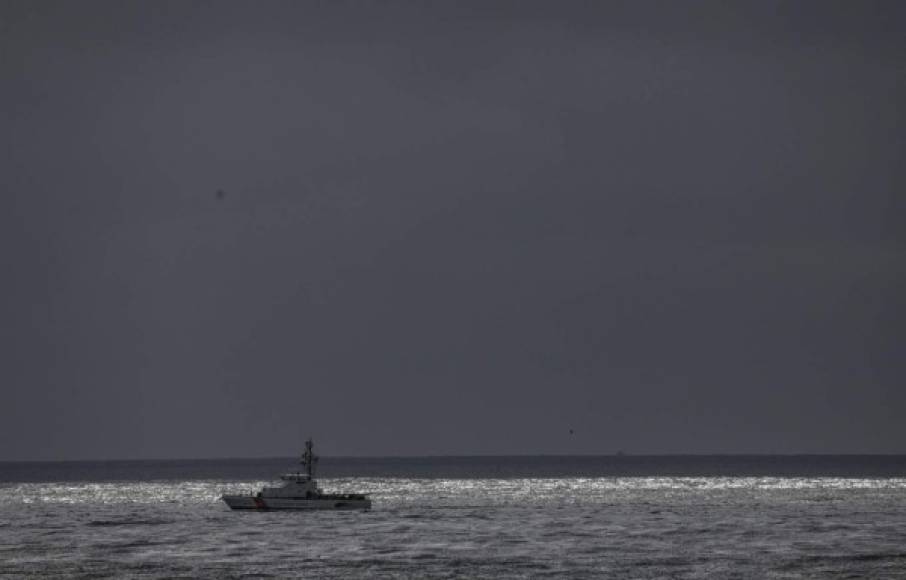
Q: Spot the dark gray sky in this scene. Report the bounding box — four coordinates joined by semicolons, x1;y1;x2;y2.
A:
2;1;904;460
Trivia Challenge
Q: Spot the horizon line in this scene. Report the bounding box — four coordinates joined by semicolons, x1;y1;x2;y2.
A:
3;452;906;464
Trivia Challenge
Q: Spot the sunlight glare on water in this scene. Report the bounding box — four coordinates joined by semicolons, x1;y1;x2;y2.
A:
3;476;906;578
5;476;906;506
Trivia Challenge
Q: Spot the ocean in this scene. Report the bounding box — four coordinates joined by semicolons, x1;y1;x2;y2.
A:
2;456;906;578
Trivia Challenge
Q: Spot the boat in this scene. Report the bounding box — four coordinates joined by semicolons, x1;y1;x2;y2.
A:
221;439;372;511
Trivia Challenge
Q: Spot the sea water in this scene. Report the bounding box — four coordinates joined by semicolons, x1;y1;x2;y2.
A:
2;457;906;578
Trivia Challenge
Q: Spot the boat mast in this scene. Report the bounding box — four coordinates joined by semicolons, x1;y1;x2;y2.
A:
301;438;318;479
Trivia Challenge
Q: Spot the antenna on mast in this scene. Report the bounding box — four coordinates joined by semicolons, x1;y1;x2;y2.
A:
300;438;318;479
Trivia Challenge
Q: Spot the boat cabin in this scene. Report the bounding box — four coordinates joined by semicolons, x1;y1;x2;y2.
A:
259;472;323;499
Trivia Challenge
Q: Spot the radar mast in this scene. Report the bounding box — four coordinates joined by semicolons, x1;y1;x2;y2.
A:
300;438;318;479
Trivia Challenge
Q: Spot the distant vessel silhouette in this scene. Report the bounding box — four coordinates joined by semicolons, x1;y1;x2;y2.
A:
221;439;371;511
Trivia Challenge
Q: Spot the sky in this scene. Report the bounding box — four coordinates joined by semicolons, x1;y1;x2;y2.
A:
1;1;904;460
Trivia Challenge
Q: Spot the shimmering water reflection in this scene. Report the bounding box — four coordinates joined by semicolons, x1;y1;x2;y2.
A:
2;477;906;578
5;476;906;507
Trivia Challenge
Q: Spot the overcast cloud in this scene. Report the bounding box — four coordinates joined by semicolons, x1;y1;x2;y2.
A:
1;1;904;459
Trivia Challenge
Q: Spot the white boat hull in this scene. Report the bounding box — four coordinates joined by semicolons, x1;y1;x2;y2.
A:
221;439;371;511
222;495;371;511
